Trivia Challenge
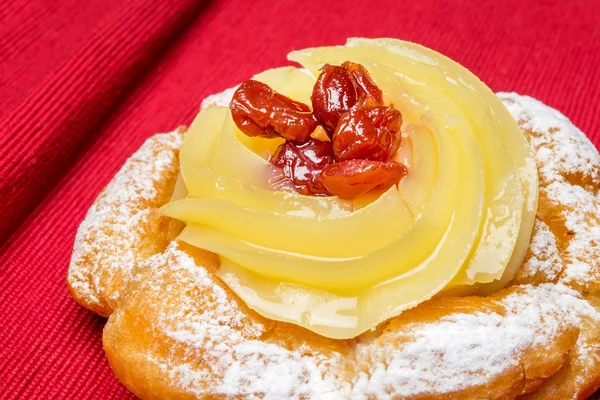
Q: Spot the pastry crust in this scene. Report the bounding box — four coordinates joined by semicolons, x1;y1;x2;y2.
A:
69;93;600;399
520;296;600;400
103;243;582;399
68;129;184;316
498;94;600;295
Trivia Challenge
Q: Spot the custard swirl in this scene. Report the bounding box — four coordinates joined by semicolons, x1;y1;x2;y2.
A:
161;38;538;338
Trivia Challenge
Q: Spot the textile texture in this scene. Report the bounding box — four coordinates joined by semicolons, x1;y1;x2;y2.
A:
0;0;598;398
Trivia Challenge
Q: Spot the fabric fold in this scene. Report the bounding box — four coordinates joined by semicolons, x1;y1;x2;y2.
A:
0;0;206;244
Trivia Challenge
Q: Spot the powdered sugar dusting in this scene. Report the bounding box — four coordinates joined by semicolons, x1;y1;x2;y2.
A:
351;284;593;398
200;86;236;109
68;130;183;313
512;219;563;285
114;243;595;398
498;93;600;292
128;243;348;398
498;93;600;187
544;181;600;290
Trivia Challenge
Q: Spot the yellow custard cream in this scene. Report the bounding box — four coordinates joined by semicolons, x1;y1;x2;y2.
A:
161;38;538;339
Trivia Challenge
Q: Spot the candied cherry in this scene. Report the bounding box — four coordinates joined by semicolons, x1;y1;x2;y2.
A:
316;159;407;199
310;65;358;135
342;61;383;104
333;104;402;162
270;138;335;195
230;80;318;143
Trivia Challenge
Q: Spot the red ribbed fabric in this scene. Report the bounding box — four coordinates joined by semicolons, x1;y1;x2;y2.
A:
0;0;206;244
0;0;598;398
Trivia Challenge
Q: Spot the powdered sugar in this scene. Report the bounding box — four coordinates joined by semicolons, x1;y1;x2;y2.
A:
68;130;183;313
128;243;348;398
543;181;600;289
498;93;600;291
123;243;594;398
513;219;563;284
498;93;600;187
200;86;236;109
351;284;594;398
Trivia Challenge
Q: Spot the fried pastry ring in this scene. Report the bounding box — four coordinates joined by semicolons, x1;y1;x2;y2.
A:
68;93;600;399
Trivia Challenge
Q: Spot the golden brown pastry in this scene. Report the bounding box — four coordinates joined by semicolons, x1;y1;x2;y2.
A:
103;242;584;399
68;129;184;316
68;40;600;399
521;295;600;400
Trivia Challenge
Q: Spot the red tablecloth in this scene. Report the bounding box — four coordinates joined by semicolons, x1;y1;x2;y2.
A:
1;0;598;398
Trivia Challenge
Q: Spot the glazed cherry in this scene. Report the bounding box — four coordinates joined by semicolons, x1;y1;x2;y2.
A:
270;138;335;195
232;62;406;199
342;61;383;104
310;65;358;135
316;159;407;199
333;104;402;162
311;61;385;136
230;80;318;143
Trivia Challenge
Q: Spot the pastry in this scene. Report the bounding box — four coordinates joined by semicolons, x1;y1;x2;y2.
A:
68;38;600;399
